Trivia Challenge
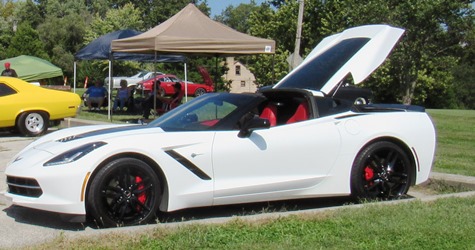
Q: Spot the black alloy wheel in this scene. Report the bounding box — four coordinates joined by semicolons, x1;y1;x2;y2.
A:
87;158;162;227
351;141;412;200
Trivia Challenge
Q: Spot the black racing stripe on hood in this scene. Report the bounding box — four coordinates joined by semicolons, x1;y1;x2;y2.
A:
57;125;146;142
165;150;211;180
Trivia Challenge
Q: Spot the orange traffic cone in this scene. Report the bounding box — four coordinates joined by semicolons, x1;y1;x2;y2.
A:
84;76;88;88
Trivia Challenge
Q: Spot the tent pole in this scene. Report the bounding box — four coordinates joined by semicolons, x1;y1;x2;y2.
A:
153;52;158;119
184;62;188;102
73;61;77;93
108;55;113;121
215;56;218;92
272;54;275;83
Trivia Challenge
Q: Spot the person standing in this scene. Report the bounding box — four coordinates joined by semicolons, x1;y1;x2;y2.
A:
1;62;18;77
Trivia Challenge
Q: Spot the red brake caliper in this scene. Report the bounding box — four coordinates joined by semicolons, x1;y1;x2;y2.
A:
135;176;146;208
364;166;374;182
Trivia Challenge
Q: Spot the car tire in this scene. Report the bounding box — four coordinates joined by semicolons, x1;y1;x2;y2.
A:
16;111;49;137
350;141;412;200
87;158;162;227
194;88;206;97
159;87;166;97
354;97;367;105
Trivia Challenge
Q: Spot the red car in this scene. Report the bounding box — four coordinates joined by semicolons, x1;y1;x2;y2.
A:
137;73;214;97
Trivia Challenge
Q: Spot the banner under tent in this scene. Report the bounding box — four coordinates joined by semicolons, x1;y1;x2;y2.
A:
0;55;63;82
73;29;186;120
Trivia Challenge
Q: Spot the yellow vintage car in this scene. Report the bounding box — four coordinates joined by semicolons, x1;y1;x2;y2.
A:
0;77;81;136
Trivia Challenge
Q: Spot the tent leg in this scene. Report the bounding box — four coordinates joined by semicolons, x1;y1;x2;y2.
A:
108;58;112;121
73;61;77;93
272;54;275;83
184;62;188;102
153;52;157;119
214;57;218;92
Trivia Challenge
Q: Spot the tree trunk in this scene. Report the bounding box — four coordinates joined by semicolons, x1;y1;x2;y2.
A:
402;79;417;105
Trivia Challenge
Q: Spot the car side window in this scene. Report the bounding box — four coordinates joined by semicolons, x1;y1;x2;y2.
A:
169;77;180;82
151;93;259;131
0;83;17;97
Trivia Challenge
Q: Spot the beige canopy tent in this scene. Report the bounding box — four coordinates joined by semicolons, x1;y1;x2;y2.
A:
111;3;275;55
111;3;275;118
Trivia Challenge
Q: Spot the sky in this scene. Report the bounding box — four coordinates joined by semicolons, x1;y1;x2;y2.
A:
207;0;268;17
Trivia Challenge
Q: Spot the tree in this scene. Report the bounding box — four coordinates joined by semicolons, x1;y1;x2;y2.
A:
15;0;42;28
106;0;209;29
36;0;91;77
358;0;474;106
6;22;48;59
215;0;260;33
79;3;146;83
84;3;144;43
272;0;474;108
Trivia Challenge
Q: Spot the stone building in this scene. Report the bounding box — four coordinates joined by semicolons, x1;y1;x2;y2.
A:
223;57;258;93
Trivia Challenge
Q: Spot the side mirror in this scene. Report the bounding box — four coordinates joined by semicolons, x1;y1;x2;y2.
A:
181;113;198;124
238;115;271;138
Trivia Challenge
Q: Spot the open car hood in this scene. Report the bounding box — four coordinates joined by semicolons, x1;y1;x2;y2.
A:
274;24;404;95
197;66;214;86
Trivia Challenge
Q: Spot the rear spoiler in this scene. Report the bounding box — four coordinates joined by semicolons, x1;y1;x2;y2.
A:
353;104;425;113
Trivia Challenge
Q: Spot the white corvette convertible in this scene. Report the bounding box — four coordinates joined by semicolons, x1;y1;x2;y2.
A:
4;25;436;227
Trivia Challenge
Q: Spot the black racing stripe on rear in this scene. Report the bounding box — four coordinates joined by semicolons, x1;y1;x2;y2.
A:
165;150;211;180
335;113;365;120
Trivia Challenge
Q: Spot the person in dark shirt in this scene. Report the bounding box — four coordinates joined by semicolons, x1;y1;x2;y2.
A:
157;82;183;110
141;81;164;119
1;62;18;77
141;82;184;120
83;80;108;111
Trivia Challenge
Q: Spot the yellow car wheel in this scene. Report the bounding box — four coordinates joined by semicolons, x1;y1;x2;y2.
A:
17;111;49;137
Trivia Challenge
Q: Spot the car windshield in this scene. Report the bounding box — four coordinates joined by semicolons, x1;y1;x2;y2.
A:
149;93;261;131
136;72;149;78
277;38;370;91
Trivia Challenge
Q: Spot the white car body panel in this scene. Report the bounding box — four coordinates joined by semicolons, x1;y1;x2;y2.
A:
212;120;341;205
5;109;435;214
4;25;436;226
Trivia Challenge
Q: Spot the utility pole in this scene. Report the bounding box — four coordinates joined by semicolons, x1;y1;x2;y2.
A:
291;0;304;70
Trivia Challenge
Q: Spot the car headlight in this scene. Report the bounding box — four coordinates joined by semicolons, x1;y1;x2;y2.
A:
43;141;107;167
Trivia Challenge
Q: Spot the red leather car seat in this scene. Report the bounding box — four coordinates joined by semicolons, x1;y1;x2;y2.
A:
286;101;309;124
260;104;278;126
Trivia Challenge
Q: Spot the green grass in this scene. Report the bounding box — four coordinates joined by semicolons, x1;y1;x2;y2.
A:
39;196;475;249
427;109;475;176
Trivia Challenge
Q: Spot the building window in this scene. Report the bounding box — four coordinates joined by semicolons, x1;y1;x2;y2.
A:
240;81;246;87
235;65;241;76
